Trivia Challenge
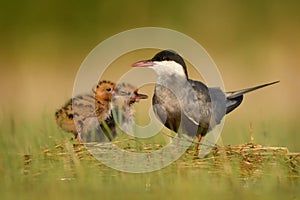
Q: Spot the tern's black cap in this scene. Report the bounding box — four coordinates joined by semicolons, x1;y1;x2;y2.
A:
151;50;188;77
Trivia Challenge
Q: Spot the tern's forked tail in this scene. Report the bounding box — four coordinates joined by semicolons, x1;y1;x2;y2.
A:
225;80;279;114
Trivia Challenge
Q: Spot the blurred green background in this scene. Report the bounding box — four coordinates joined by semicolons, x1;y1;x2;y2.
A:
1;0;300;149
1;1;300;200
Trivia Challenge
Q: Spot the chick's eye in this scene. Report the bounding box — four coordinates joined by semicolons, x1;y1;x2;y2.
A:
106;87;112;92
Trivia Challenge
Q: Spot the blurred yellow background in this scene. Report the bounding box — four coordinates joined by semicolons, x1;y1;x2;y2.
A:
1;1;299;150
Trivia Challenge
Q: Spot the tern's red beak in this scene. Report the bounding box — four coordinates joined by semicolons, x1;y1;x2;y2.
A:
132;60;154;67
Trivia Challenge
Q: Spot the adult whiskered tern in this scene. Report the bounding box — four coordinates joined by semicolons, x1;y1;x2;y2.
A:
132;50;279;152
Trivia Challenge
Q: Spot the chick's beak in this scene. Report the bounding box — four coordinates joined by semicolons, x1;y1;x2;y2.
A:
132;60;154;67
130;92;148;103
111;90;116;96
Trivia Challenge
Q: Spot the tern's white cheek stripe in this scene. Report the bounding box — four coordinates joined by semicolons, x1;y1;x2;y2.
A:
152;61;186;78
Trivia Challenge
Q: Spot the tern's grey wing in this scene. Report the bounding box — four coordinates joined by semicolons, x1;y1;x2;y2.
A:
189;80;226;129
207;87;226;124
187;79;212;123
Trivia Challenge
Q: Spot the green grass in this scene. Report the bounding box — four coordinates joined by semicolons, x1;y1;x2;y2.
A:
1;114;299;200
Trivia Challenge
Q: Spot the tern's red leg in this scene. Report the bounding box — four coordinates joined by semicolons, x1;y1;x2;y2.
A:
194;135;202;155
